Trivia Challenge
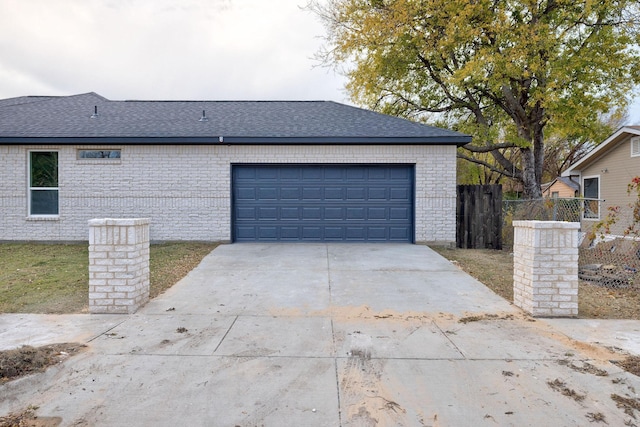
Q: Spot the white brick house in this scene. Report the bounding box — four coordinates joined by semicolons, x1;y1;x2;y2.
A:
0;93;470;244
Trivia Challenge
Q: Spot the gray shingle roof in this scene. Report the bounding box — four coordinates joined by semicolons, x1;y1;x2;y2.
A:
0;92;470;145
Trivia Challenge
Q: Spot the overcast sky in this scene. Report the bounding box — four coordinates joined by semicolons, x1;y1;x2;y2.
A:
0;0;349;102
0;0;638;123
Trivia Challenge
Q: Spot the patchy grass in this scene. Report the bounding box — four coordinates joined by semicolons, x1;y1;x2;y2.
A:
430;247;514;301
0;244;89;313
430;246;640;320
0;242;218;313
148;242;219;299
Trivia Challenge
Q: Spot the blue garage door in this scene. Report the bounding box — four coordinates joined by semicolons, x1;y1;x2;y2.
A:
232;165;414;242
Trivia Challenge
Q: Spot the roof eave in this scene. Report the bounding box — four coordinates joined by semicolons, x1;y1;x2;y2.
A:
563;126;640;175
0;136;471;145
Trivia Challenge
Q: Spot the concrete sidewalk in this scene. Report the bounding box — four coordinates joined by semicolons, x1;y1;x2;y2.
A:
2;244;640;426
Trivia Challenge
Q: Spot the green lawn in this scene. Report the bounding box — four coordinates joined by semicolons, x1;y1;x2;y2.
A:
0;242;218;313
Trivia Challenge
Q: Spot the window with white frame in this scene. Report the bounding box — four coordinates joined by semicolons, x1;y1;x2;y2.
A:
29;151;59;216
631;136;640;157
583;176;599;219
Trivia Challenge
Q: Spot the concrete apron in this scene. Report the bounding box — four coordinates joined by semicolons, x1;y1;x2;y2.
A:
1;243;640;426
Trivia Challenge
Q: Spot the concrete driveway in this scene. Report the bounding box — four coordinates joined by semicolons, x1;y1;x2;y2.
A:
1;244;640;426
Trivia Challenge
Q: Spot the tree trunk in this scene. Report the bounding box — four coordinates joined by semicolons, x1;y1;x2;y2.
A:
521;147;542;199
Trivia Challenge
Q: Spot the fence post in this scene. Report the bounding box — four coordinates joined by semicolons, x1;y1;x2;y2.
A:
88;218;150;314
512;220;579;317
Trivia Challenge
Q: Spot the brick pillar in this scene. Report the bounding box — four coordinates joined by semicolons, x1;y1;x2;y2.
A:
88;218;150;314
513;220;580;317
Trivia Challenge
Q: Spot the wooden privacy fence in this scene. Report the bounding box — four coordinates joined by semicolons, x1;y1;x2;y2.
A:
456;184;502;249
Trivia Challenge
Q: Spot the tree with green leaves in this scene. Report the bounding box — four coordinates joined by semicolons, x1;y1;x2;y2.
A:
310;0;640;198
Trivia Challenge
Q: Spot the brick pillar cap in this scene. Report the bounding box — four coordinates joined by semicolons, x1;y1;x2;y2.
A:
88;218;150;226
513;220;580;230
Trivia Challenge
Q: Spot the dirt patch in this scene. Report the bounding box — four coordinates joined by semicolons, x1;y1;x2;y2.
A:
0;343;86;383
558;359;609;377
611;393;640;418
458;313;515;324
341;348;409;426
585;412;607;424
614;356;640;377
0;406;61;427
547;378;586;402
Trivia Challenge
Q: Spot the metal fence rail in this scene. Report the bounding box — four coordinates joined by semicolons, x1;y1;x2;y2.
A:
502;197;595;249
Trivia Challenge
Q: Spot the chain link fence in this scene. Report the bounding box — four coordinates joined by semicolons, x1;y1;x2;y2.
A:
579;236;640;288
502;198;586;249
502;198;640;288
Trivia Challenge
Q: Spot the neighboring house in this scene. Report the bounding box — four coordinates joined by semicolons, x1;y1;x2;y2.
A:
0;92;470;244
562;126;640;235
542;176;580;198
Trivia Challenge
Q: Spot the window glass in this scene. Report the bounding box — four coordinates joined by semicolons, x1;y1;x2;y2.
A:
78;150;121;159
632;137;640;157
30;189;59;215
583;177;599;218
29;151;59;216
30;152;58;187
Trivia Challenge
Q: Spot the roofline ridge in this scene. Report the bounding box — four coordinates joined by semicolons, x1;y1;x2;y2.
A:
120;99;331;103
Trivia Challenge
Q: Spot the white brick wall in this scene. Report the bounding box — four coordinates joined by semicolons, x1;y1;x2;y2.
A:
513;220;580;317
88;218;150;314
0;144;457;243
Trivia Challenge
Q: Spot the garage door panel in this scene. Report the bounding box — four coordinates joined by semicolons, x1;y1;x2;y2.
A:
346;207;366;220
302;227;322;239
368;227;387;240
368;207;387;220
390;207;411;220
302;187;322;200
302;207;322;219
258;207;277;220
235;168;256;179
390;188;410;200
368;188;387;199
236;187;256;200
281;187;301;200
346;168;366;180
345;227;366;239
325;207;343;220
257;187;278;199
346;188;366;200
302;169;323;180
281;227;300;239
390;168;411;180
390;227;411;240
325;188;344;199
233;165;413;242
236;226;257;239
325;227;344;239
256;168;279;179
324;168;344;180
367;168;387;180
281;207;300;219
258;227;278;239
280;168;301;180
236;207;257;220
